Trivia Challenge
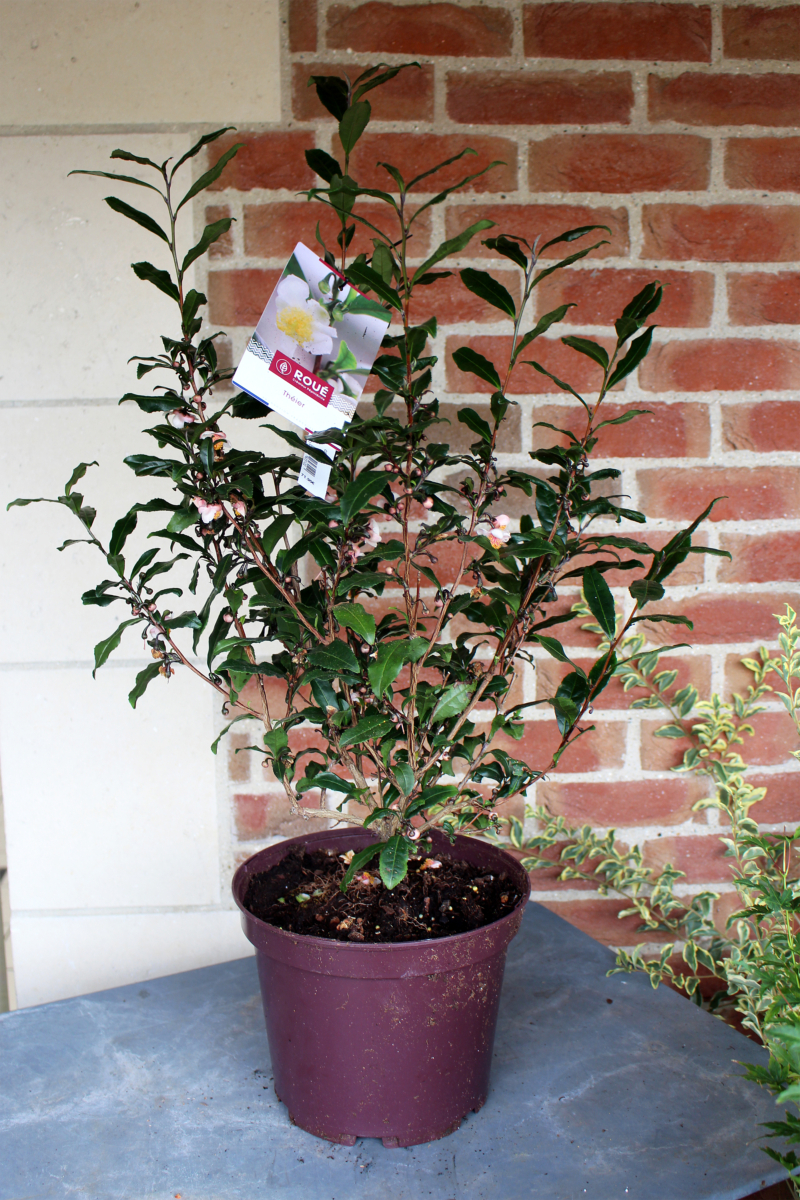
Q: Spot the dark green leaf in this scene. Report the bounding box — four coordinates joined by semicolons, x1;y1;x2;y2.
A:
305;148;342;183
182;218;233;272
379;835;410;890
553;671;589;734
561;335;609;371
457;408;492;443
334;602;376;645
109;510;138;557
513;305;573;361
368;637;427;698
176;144;242;213
482;235;527;269
170;127;236;177
93;618;139;677
539;224;611;253
261;513;294;557
452;346;501;390
308;640;360;674
104;196;169;243
339;713;393;747
65;461;98;495
128;662;161;708
412;219;494;284
309;75;350;121
583;567;616;638
432;681;474;723
607;325;655;388
345;262;401;310
131;261;179;303
459;268;516;318
340;470;386;525
629;579;665;606
633;613;693;628
339;100;371;154
535;635;584;673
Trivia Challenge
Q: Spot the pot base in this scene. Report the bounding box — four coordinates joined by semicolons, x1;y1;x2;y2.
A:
285;1096;487;1148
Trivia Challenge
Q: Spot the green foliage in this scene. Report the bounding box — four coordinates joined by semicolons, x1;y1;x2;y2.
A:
13;71;715;892
499;604;800;1192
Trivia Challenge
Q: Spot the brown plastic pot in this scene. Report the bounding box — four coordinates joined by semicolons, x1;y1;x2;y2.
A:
232;825;530;1147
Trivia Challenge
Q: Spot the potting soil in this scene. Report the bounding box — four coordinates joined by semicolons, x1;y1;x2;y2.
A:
243;846;522;942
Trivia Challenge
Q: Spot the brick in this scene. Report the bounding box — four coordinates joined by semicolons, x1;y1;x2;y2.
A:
228;734;252;782
720;773;800;824
523;3;711;62
289;0;317;50
539;778;703;825
446;334;616;395
447;204;629;260
649;73;800;127
725;137;800;192
410;269;521;326
642;204;800;263
718;531;800;583
529;134;710;194
204;205;233;259
637;593;800;645
491;718;627;773
728;273;800;326
530;400;710;458
722;400;800;451
293;62;434;122
644;834;730;883
446;70;632;126
436;402;521;454
207;132;314;192
537;268;713;329
639;338;800;392
537;897;672;946
724;5;800;60
536;654;710;709
208;269;282;327
326;2;513;56
243;201;430;261
342;133;517;194
639;466;800;521
233;792;315;840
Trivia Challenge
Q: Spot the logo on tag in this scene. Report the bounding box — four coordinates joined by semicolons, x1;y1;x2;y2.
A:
270;351;332;406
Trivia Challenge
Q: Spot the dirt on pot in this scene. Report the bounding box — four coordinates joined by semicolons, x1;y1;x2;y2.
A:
243;845;523;943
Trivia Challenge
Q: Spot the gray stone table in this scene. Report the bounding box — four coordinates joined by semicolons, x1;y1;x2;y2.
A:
0;902;790;1200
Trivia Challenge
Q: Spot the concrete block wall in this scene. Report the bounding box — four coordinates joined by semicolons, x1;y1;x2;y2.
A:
209;0;800;949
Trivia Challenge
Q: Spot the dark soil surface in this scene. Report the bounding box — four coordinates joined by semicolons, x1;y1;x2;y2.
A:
243;846;522;943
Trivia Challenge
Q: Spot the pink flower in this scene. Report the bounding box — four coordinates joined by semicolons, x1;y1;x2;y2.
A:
167;409;196;429
192;496;224;524
231;498;248;519
477;513;512;548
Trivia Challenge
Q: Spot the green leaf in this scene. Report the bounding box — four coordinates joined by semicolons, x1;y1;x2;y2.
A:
457;408;492;444
109;510;138;557
128;662;161;708
340;470;386;525
305;148;343;183
345;262;402;311
92;618;140;677
535;635;584;674
452;346;501;390
368;637;427;698
432;681;474;724
65;461;99;495
131;261;180;303
109;148;162;168
583;567;616;638
308;640;360;674
175;144;242;213
170;127;236;177
553;671;589;734
339;100;372;154
379;835;410;890
607;325;655;388
339;713;394;747
595;409;652;432
654;724;687;739
459;268;516;318
513;305;573;361
341;843;381;891
261;513;295;557
634;613;693;628
528;361;588;407
629;579;665;606
334;602;376;645
182;218;233;272
69;168;163;194
539;223;611;253
394;762;415;796
561;335;609;371
104;196;169;243
412;219;494;284
483;235;527;269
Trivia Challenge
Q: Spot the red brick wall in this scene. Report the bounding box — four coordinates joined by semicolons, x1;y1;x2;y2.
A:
206;0;800;948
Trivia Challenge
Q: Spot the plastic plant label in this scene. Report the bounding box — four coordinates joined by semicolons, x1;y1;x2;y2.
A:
232;242;391;443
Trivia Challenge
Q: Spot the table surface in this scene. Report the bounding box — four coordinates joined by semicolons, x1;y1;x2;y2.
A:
0;902;790;1200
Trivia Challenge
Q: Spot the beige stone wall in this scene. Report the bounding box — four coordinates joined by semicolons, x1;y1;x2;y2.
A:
0;0;280;1007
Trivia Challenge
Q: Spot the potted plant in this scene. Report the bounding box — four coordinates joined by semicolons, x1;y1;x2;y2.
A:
11;67;722;1146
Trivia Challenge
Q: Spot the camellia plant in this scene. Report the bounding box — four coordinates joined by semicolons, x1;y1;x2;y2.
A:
11;67;725;893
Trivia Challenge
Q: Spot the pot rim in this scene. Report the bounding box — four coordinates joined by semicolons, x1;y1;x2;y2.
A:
232;825;531;956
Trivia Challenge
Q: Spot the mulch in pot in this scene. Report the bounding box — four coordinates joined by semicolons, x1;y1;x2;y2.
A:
243;844;522;943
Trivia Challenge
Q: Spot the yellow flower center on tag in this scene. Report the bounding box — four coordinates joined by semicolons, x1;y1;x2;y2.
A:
277;305;316;347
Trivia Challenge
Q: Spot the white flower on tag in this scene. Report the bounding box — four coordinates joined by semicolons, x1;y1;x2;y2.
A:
275;276;335;356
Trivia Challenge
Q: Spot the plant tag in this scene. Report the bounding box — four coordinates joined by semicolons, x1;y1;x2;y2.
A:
298;439;336;498
232;241;391;450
